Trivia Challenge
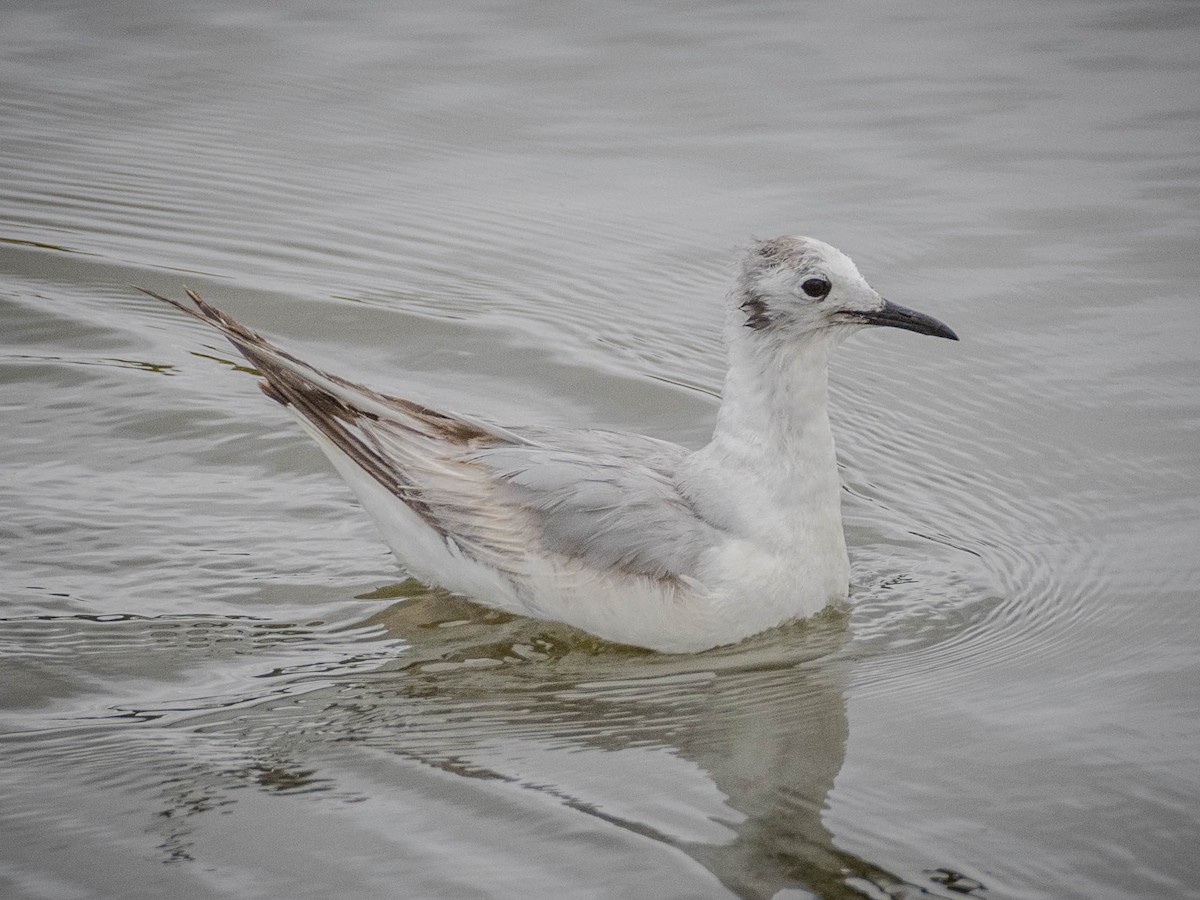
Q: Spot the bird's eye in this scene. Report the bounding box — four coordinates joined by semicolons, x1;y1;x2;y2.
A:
801;277;831;299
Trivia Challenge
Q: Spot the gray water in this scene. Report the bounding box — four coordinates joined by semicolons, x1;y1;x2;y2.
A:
2;1;1198;898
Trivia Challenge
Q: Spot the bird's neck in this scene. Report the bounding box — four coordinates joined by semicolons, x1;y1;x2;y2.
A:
681;325;845;542
710;327;839;467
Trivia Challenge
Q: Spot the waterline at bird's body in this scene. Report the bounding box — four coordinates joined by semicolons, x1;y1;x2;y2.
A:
143;236;956;652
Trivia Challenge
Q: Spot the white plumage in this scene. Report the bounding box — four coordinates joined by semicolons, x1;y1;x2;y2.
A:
145;236;956;652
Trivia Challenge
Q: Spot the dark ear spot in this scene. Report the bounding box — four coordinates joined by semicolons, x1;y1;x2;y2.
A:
740;291;771;329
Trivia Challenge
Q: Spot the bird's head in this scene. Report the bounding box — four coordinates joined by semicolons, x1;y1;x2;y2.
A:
735;236;958;344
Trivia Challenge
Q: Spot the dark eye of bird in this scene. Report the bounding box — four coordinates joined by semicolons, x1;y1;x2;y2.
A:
801;276;831;299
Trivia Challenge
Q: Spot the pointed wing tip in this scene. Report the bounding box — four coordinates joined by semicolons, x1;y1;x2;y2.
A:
134;285;222;327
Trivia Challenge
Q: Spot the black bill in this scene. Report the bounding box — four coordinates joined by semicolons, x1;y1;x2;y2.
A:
846;299;958;340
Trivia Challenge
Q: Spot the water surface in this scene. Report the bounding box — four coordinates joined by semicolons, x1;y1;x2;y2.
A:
2;1;1198;898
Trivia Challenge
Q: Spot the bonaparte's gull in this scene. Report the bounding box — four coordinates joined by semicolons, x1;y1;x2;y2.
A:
144;236;956;652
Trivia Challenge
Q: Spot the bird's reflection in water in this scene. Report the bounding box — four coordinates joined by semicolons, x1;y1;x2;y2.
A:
151;582;971;899
342;584;934;899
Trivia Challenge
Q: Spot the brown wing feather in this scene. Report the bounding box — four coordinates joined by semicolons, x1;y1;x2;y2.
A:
141;288;531;552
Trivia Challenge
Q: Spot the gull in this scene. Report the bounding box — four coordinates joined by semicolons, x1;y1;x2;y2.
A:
143;236;956;653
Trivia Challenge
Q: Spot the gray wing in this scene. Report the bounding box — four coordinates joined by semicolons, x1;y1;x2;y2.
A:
470;429;724;582
144;288;722;584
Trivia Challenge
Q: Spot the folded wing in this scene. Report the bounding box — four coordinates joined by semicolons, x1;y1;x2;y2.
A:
145;290;722;588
